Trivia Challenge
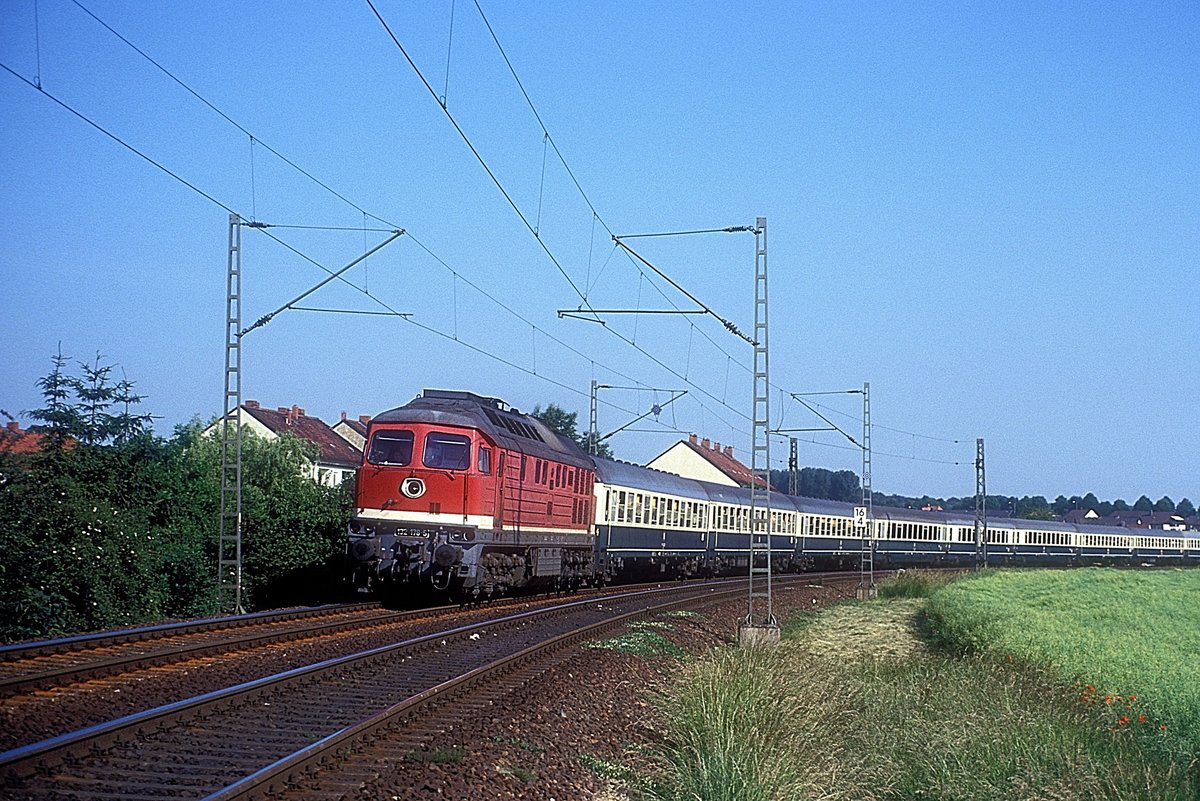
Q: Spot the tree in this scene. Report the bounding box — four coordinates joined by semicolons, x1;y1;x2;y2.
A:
1017;496;1053;520
27;346;81;446
1112;498;1130;512
1133;495;1153;512
532;403;613;459
1081;492;1100;511
1177;498;1195;517
1153;496;1175;513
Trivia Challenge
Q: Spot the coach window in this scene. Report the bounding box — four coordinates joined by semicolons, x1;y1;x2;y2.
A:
367;429;414;466
477;446;492;475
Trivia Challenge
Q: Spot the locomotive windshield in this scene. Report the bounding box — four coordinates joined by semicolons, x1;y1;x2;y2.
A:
367;429;414;466
423;432;471;470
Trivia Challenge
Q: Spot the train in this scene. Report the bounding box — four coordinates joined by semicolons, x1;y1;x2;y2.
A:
346;389;1198;599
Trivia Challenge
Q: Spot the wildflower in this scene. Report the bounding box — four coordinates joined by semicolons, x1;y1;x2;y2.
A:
1104;695;1113;705
1138;715;1147;724
1118;716;1129;726
1161;725;1167;731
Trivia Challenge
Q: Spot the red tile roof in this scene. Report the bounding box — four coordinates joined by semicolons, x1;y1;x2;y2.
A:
682;435;766;489
242;402;362;467
0;421;73;454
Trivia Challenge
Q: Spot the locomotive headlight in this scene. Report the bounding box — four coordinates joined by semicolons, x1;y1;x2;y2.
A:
401;478;426;498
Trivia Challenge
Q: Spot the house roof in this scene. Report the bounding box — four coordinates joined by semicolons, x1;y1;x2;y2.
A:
666;434;766;489
335;415;370;437
0;421;72;454
242;402;362;468
1099;510;1186;528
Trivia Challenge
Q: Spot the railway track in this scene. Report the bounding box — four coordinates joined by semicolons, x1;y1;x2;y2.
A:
0;602;391;695
0;577;787;800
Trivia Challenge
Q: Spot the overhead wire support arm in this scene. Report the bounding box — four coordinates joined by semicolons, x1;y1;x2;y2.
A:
609;235;755;345
599;390;687;442
241;228;404;336
615;226;757;239
789;393;862;448
558;308;707;316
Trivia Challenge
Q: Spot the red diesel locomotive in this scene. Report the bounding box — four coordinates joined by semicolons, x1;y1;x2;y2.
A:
348;390;597;597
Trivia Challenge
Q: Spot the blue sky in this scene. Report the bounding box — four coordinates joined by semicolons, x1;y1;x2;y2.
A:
1;0;1196;502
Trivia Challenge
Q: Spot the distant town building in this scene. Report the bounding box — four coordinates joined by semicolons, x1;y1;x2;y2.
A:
1058;507;1191;532
207;401;362;487
647;434;766;489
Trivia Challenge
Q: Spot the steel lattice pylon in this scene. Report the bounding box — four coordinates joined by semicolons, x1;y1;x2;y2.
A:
746;217;775;628
857;382;876;599
218;213;245;615
974;438;987;569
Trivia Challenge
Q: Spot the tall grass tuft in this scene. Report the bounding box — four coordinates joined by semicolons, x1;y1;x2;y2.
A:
876;567;956;598
643;646;864;801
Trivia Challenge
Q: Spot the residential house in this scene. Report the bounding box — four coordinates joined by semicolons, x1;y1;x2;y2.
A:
209;401;363;487
647;434;766;489
332;412;372;451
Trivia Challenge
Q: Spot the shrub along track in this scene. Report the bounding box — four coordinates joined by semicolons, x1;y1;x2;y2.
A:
0;577;830;800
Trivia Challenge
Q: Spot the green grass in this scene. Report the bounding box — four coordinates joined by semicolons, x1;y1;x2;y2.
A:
585;626;684;658
495;762;537;782
405;746;465;764
876;567;957;598
641;589;1198;800
926;567;1200;756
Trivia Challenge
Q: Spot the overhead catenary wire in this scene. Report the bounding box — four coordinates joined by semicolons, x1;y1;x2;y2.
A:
12;6;674;403
66;0;397;230
371;0;758;437
365;0;593;309
35;4;968;469
0;62;661;421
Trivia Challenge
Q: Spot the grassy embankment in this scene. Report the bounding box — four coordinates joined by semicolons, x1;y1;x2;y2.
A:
623;568;1199;801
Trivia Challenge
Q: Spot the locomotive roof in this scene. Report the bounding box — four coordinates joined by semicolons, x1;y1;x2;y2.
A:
371;389;593;469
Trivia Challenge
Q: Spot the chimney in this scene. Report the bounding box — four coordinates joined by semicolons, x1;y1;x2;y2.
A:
6;421;19;432
294;405;305;417
701;438;710;450
359;415;371;425
713;441;721;453
340;411;348;422
277;407;289;414
287;405;299;425
724;445;733;457
689;434;698;445
245;400;260;410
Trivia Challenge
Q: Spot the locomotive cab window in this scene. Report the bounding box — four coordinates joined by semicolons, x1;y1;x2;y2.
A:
422;432;471;470
477;446;492;475
367;430;414;466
